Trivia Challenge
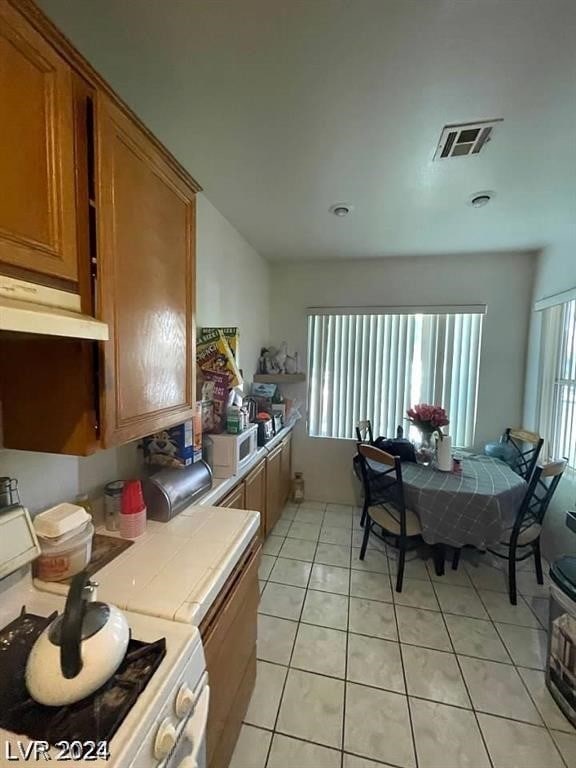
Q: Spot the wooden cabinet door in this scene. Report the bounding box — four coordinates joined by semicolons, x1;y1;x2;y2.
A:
96;94;196;445
219;482;246;510
201;539;260;768
266;444;283;534
280;434;292;506
0;1;78;281
244;459;266;537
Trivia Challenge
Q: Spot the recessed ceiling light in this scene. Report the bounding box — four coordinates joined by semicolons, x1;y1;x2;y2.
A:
329;203;353;217
468;191;494;208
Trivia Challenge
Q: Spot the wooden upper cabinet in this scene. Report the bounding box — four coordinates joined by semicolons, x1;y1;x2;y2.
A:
0;0;78;281
95;94;196;445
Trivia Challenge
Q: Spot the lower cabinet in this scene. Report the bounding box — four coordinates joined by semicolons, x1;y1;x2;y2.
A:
265;442;283;535
244;460;267;538
215;432;292;537
279;433;292;508
200;536;260;768
218;483;246;510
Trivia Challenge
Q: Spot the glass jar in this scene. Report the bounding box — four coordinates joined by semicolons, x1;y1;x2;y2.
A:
292;472;305;503
415;431;436;466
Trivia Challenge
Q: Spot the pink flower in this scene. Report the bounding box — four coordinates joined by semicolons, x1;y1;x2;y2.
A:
406;402;450;435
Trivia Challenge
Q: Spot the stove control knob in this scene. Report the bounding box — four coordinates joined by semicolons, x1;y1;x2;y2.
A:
154;718;177;760
175;684;194;718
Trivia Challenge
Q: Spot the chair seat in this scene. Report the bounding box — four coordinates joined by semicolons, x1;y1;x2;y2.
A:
501;522;542;545
368;504;422;536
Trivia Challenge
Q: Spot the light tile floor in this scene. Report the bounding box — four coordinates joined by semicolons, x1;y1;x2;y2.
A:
233;502;575;768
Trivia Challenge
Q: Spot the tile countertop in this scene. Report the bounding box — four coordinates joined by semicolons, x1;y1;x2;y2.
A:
34;425;294;625
196;424;294;507
34;504;260;626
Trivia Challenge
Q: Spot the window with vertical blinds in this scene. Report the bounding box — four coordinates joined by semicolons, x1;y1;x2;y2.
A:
307;307;485;447
538;297;576;467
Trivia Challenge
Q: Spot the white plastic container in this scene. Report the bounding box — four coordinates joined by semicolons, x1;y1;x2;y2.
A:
33;502;93;581
33;502;91;539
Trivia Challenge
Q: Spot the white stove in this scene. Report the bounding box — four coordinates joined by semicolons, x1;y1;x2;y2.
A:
0;506;208;768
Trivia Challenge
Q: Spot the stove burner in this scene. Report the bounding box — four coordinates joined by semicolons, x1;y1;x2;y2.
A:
0;608;166;746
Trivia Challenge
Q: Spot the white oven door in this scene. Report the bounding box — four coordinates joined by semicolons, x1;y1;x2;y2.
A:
166;683;210;768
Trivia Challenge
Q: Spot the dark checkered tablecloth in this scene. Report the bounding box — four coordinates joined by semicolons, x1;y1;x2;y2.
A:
369;455;527;548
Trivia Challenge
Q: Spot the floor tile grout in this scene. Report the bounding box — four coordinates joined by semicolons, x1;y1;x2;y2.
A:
263;526;321;768
248;503;573;768
438;552;570;768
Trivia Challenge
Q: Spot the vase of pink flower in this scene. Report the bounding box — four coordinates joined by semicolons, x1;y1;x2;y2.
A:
406;404;450;466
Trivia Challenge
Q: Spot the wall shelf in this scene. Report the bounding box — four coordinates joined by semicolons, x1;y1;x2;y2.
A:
253;373;306;383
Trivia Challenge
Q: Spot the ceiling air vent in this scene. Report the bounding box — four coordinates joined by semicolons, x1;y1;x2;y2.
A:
433;119;502;160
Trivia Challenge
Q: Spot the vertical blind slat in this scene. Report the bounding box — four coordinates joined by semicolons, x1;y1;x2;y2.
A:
307;310;483;445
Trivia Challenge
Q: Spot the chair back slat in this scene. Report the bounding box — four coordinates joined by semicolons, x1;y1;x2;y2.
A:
508;428;541;445
510;459;567;541
358;443;396;466
504;427;544;481
539;459;567;478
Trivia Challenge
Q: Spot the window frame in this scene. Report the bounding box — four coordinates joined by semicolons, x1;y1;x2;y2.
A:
538;296;576;468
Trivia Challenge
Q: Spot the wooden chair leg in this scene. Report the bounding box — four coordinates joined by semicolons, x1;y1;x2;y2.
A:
396;542;406;593
359;518;371;560
508;547;518;605
533;539;544;585
452;548;461;570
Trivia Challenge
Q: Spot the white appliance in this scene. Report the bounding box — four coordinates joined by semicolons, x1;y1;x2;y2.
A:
0;274;109;341
204;424;258;479
0;505;208;768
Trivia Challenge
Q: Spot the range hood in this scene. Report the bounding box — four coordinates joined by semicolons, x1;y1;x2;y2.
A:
0;276;109;341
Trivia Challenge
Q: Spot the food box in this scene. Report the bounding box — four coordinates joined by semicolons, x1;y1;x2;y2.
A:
200;370;229;433
143;411;202;468
197;328;242;388
199;327;239;359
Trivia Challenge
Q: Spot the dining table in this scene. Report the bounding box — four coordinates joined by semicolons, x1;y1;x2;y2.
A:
367;453;528;574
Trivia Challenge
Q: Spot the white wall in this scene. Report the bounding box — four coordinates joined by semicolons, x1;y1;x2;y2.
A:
0;195;270;513
270;251;535;504
196;195;269;379
524;241;576;562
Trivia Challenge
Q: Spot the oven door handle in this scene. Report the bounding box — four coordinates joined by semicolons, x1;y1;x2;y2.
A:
178;684;210;768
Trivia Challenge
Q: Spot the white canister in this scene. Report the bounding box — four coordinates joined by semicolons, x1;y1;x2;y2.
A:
436;435;453;472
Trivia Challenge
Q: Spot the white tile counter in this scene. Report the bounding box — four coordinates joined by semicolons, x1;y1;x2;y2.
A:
34;504;260;626
34;425;293;626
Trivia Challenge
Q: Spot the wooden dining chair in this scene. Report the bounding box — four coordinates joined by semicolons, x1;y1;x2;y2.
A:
504;427;544;482
471;458;566;604
356;443;422;592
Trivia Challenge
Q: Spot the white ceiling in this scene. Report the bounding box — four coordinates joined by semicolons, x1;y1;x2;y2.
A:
39;0;576;261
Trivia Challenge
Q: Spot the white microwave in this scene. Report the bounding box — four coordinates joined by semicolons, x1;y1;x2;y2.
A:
205;424;258;479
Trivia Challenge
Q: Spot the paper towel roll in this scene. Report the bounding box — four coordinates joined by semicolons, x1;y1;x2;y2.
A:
436;435;452;472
